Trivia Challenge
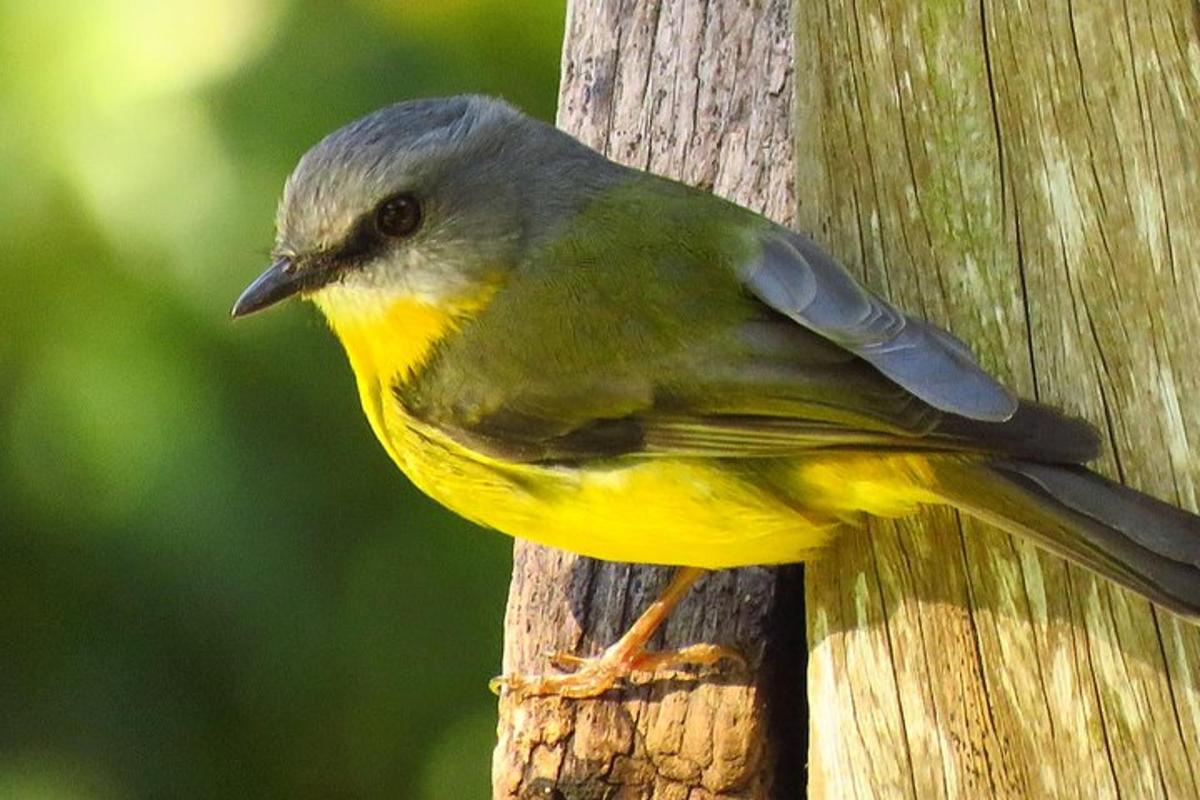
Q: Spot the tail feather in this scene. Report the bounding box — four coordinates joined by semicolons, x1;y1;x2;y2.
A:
935;460;1200;619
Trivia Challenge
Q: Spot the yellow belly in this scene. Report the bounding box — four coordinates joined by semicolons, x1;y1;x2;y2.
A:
380;402;944;569
393;421;833;567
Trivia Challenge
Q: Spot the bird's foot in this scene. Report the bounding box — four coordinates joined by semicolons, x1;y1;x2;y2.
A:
490;641;745;700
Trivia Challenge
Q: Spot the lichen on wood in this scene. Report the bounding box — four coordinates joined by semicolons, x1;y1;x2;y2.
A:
797;1;1200;797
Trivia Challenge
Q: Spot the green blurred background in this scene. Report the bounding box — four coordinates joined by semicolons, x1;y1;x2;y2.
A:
0;1;564;797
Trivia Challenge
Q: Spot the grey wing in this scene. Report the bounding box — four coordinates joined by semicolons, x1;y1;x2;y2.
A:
739;229;1018;422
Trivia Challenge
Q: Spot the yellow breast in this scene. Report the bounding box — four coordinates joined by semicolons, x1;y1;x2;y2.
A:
314;288;473;466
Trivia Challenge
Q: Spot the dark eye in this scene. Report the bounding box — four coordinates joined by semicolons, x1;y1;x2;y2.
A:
374;193;422;238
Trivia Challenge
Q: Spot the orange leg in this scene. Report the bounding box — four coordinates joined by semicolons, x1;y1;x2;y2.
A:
491;567;746;699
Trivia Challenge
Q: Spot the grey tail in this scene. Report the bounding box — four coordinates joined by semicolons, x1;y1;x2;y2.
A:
934;459;1200;619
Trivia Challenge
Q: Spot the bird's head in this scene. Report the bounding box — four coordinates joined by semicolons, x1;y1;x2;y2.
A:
232;95;622;326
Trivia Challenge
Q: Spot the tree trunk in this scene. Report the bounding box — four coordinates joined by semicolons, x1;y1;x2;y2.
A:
796;1;1200;798
492;1;801;797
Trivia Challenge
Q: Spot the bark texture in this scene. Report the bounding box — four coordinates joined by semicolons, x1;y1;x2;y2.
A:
795;1;1200;798
493;1;799;797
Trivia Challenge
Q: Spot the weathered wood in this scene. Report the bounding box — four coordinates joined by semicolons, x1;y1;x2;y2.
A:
795;1;1200;797
492;1;799;797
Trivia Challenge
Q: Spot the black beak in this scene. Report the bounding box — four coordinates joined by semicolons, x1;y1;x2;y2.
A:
231;257;305;318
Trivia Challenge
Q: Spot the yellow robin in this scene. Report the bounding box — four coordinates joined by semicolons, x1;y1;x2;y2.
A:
234;96;1200;697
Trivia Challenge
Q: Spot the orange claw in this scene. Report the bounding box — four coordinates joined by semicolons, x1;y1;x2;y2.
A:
490;568;747;699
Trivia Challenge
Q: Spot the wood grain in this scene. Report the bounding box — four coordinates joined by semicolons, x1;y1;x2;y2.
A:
795;1;1200;797
493;1;800;797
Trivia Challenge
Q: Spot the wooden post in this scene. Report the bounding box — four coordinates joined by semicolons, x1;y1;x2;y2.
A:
796;1;1200;797
492;1;801;797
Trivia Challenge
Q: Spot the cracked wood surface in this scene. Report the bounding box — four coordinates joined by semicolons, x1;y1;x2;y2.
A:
492;1;800;797
795;1;1200;798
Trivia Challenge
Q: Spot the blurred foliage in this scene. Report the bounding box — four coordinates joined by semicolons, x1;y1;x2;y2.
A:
0;1;564;797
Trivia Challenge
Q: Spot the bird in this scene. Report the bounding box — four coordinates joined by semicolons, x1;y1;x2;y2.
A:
233;95;1200;697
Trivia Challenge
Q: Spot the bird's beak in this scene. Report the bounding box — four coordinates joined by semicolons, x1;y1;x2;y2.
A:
231;257;304;318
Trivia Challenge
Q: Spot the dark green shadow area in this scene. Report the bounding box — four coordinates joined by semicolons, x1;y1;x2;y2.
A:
0;2;564;797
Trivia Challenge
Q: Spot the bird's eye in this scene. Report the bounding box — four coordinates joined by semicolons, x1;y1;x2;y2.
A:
374;194;422;238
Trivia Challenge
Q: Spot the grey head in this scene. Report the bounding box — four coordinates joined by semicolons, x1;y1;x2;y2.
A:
232;95;627;318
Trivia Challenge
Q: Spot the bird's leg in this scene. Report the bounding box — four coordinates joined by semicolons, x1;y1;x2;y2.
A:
491;567;746;699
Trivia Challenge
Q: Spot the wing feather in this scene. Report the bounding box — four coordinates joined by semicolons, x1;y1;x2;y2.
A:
740;231;1018;422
